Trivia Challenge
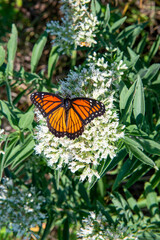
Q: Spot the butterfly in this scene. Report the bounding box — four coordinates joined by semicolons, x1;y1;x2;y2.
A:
30;92;105;140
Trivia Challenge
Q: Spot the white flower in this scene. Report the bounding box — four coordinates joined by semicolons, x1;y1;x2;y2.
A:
77;211;139;240
33;52;126;183
46;0;100;54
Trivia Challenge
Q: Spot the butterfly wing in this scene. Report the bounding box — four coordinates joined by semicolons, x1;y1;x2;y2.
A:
30;92;63;117
71;98;105;125
47;106;67;138
66;107;84;139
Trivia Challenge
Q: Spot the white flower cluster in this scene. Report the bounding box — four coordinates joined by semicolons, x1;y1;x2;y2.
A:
34;51;126;183
77;212;139;240
46;0;99;54
0;178;46;239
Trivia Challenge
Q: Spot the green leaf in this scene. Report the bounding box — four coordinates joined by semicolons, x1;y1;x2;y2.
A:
88;149;127;189
112;158;133;191
127;47;140;68
91;0;101;16
126;164;150;188
136;33;148;55
136;138;160;156
117;24;137;41
142;64;160;84
0;136;19;180
111;192;131;222
0;46;5;67
10;135;35;169
19;111;34;130
126;144;157;169
48;46;59;80
121;80;137;123
144;182;160;221
31;31;48;72
147;35;160;65
124;188;143;218
6;24;18;75
133;76;145;124
78;183;90;206
110;17;126;33
63;217;69;240
117;23;147;46
0;100;19;130
104;4;110;25
123;136;143;150
119;81;128;112
97;201;114;224
150;169;160;189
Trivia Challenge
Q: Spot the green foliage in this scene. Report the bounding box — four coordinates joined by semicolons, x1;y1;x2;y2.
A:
0;1;160;239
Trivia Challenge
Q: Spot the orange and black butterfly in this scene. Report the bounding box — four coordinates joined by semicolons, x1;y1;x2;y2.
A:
30;92;105;140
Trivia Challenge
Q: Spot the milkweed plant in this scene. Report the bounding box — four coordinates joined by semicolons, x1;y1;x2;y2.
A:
0;0;160;239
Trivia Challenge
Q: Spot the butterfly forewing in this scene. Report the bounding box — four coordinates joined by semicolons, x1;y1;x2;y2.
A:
30;92;63;117
71;98;105;125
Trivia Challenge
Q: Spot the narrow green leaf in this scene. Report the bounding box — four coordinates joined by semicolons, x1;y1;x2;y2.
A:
124;188;143;218
133;76;145;124
105;148;128;173
10;135;35;169
144;182;160;221
127;47;140;68
123;136;143;150
0;138;17;180
0;137;19;179
110;17;126;33
6;24;18;75
88;149;127;189
19;111;34;130
150;169;160;189
97;201;114;224
119;81;128;112
91;0;101;16
127;144;157;169
48;46;59;80
136;138;160;156
0;100;19;130
142;64;160;84
0;46;5;67
121;80;136;123
78;183;90;206
111;192;131;221
104;4;110;25
112;158;133;191
117;24;137;41
147;35;160;65
126;164;150;188
136;33;148;55
63;217;69;240
31;31;48;72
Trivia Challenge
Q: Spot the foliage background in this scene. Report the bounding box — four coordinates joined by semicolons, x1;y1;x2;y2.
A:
0;0;160;239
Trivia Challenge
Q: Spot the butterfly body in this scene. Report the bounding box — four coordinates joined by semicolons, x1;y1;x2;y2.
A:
30;92;105;140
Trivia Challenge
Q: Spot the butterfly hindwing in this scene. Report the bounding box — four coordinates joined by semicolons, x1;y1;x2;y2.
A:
30;92;63;117
66;107;84;139
71;98;105;125
47;106;67;138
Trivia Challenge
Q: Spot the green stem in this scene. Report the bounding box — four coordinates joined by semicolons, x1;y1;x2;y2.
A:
5;76;13;107
41;215;54;240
